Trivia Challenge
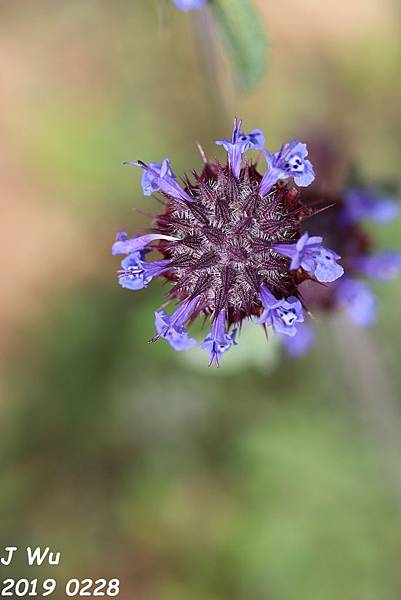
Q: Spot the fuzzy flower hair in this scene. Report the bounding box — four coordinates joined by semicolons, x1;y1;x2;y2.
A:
113;119;344;366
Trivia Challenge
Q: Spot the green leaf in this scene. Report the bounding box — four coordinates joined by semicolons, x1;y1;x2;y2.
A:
212;0;268;92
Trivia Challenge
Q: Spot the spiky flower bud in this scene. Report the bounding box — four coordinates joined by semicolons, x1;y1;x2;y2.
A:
113;119;344;366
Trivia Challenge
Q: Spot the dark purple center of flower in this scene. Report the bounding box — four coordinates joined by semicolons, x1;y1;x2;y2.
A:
155;165;303;323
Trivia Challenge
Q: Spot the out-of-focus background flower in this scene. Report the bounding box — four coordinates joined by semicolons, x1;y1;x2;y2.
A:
1;1;401;598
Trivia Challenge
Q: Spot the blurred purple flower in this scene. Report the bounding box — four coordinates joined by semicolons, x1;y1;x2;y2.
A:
281;321;315;357
353;251;401;281
336;278;377;327
172;0;206;9
344;188;399;224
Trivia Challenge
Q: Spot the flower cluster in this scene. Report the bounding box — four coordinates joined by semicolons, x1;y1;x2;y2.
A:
113;119;344;366
281;184;400;356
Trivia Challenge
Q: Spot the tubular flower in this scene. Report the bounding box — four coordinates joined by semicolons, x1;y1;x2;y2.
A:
258;285;304;337
200;308;237;367
260;141;315;195
282;181;400;356
273;233;344;283
113;119;344;366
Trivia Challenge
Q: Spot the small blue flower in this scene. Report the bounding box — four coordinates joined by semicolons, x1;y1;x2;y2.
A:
216;118;265;178
200;309;237;367
154;312;197;351
172;0;207;10
343;188;399;224
139;161;174;196
118;253;171;290
259;140;315;196
353;251;401;281
112;232;177;256
125;158;193;203
258;285;304;336
281;321;315;356
260;140;315;196
154;296;199;351
118;251;149;290
336;278;377;327
274;232;344;283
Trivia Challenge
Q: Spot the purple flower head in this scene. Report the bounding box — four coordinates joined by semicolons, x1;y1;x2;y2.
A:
172;0;207;10
353;251;401;282
281;321;315;357
125;158;193;203
343;188;399;224
258;285;304;337
113;120;345;365
118;253;171;291
260;140;315;196
154;296;200;351
200;309;237;367
216;118;265;178
336;278;377;327
274;232;344;283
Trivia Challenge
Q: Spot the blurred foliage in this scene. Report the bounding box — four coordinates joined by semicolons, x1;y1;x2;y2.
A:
2;282;401;599
212;0;267;91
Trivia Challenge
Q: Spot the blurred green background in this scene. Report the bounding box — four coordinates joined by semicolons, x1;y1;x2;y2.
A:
1;1;401;598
